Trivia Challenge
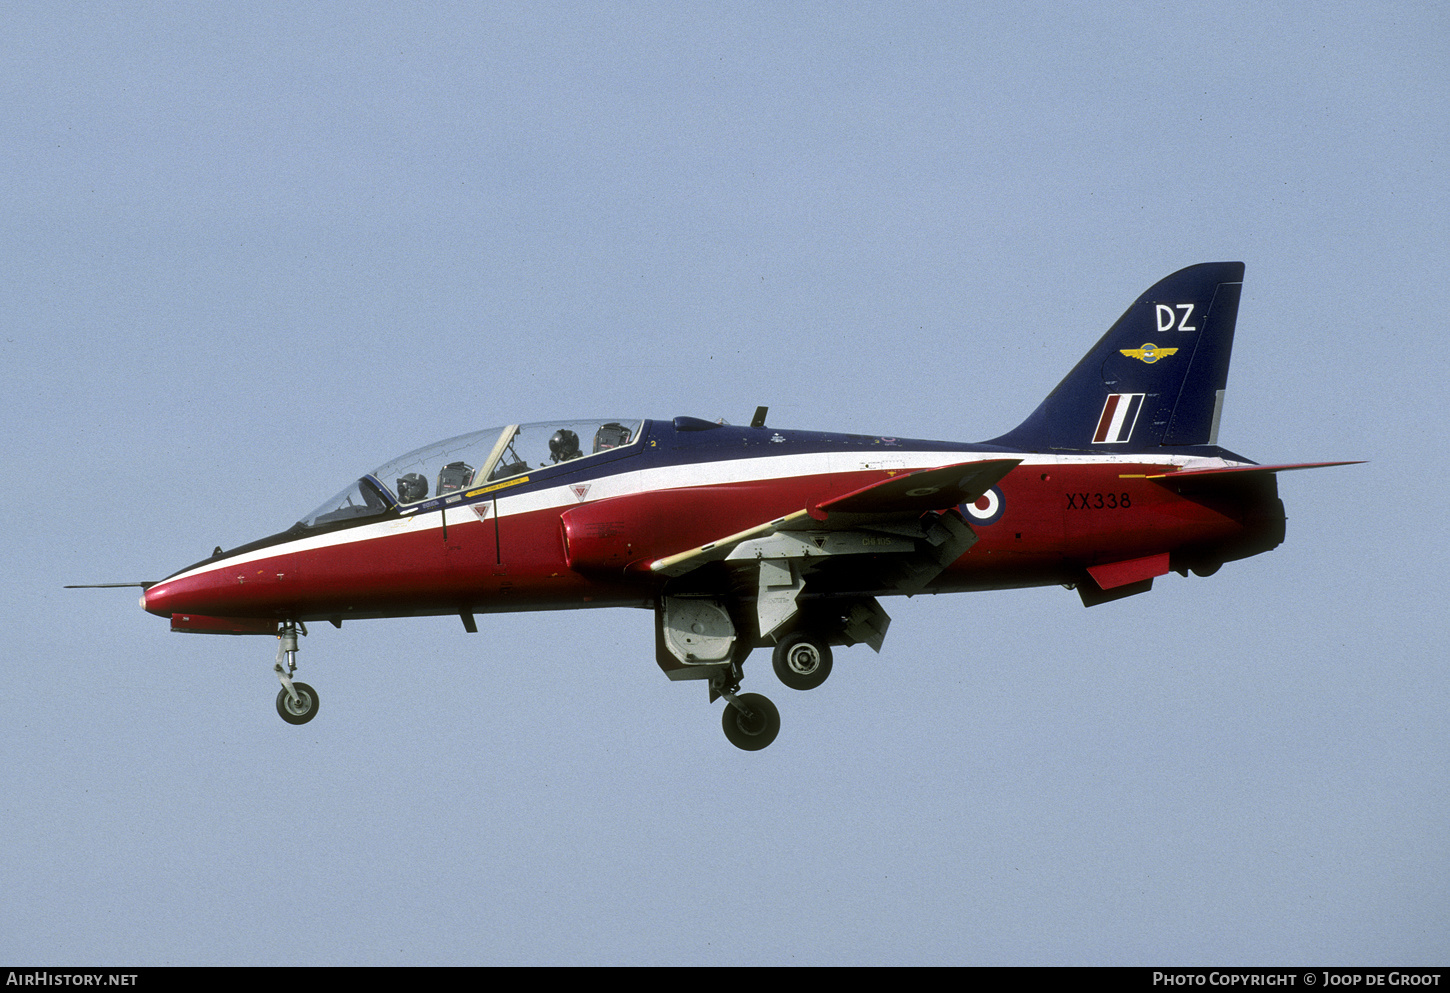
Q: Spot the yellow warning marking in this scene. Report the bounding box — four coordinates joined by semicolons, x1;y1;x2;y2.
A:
467;476;531;497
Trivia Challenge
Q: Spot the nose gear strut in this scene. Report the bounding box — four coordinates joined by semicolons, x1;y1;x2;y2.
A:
273;619;320;725
711;662;780;750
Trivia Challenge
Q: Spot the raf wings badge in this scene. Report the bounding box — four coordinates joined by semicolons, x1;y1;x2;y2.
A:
1120;342;1178;364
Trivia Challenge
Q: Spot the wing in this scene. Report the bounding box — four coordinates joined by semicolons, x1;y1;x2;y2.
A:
648;458;1021;579
649;459;1022;653
648;457;1019;648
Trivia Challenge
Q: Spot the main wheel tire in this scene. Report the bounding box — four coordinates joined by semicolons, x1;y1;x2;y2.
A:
772;632;833;691
276;682;320;725
721;693;780;751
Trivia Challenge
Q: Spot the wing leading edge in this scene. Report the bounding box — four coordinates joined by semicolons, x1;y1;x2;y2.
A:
648;458;1021;578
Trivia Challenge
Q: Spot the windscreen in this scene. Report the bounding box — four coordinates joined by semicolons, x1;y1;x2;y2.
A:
299;478;391;528
299;419;643;526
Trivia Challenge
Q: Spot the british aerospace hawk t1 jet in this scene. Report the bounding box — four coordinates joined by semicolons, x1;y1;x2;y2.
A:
75;262;1356;749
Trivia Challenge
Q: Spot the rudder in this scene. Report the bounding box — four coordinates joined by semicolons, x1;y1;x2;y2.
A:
986;262;1245;453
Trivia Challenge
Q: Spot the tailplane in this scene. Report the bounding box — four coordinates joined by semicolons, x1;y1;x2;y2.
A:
986;262;1245;453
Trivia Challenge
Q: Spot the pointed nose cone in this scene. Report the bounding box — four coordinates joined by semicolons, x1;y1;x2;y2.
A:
140;551;301;621
142;581;173;617
142;573;213;617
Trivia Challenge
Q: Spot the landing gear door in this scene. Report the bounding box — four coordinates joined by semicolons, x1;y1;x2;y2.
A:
654;597;738;681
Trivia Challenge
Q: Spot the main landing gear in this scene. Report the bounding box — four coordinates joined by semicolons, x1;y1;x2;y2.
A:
711;630;829;750
714;627;847;747
771;630;833;691
273;619;319;725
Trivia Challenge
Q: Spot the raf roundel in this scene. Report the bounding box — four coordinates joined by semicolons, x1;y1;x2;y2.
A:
960;485;1005;526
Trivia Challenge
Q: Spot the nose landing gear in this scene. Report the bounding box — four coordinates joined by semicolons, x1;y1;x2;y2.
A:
720;691;780;750
273;620;319;725
711;663;780;750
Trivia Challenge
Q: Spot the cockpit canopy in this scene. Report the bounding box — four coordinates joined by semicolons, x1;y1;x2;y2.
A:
299;419;643;529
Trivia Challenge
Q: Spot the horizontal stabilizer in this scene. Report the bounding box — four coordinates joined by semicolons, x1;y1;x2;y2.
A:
1138;460;1363;481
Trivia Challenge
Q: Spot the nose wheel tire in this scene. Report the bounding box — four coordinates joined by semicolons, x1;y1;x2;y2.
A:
772;632;833;691
276;682;320;725
721;692;780;750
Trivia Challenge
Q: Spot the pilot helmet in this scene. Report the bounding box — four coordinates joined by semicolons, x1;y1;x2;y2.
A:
593;422;631;453
397;473;428;502
437;461;473;492
549;429;582;462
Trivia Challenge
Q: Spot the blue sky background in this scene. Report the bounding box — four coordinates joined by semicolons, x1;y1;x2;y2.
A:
3;1;1445;965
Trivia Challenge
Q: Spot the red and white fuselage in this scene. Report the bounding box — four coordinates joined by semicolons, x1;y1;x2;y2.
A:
142;418;1281;630
114;263;1357;746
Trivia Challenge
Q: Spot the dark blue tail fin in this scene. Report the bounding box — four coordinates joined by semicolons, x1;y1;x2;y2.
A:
985;262;1245;453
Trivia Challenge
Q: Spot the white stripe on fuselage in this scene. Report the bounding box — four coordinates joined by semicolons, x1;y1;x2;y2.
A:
161;449;1243;585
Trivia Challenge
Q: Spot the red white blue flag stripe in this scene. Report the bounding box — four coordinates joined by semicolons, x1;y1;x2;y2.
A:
1093;393;1145;445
